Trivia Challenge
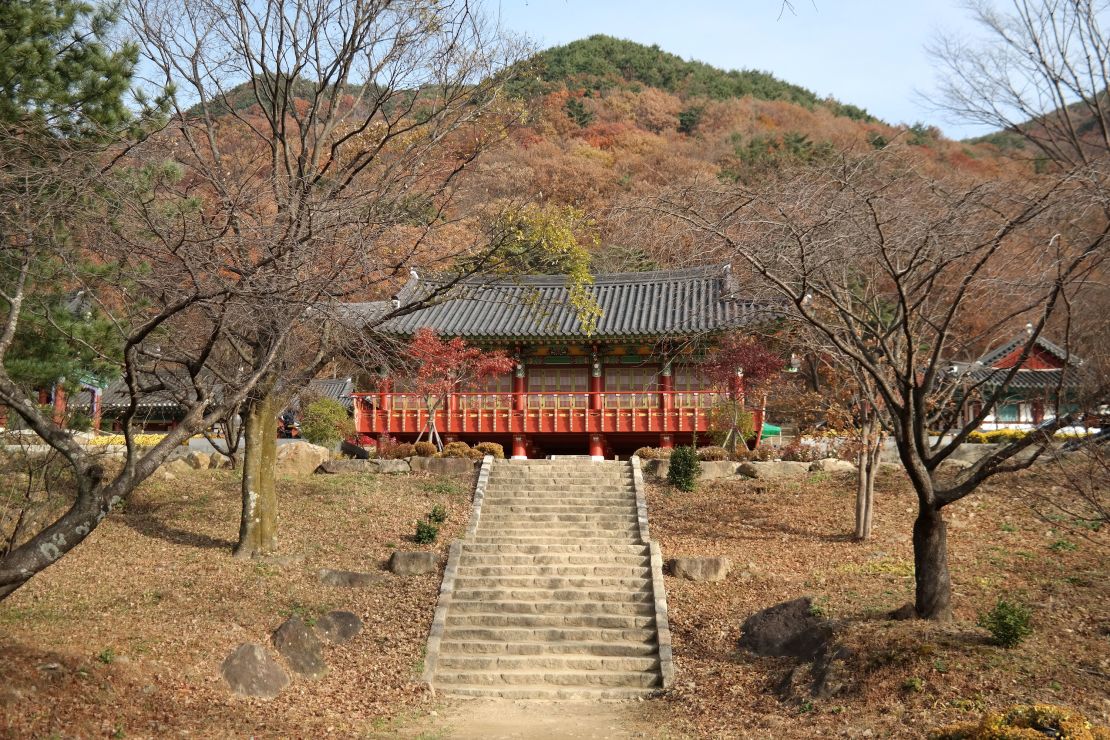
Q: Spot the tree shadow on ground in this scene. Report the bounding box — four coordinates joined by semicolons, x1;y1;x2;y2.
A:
122;500;235;551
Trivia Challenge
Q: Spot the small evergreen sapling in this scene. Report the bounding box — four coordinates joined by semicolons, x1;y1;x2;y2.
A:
668;444;700;491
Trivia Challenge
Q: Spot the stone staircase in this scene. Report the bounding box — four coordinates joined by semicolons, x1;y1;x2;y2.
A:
425;457;672;699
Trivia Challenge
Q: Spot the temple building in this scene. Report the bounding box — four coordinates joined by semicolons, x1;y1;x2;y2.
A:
955;331;1086;430
350;264;775;459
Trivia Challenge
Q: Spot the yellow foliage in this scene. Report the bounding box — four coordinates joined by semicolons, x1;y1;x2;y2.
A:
930;704;1108;740
86;434;168;447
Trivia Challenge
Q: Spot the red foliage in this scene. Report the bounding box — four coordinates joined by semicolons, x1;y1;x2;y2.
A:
700;334;783;392
404;329;514;405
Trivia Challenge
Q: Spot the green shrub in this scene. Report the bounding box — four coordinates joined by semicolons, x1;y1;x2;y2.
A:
414;519;439;544
977;598;1032;648
632;446;656;460
440;441;472;458
429;504;447;524
697;446;729;461
677;105;704;135
413;441;437;457
667;445;700;491
475;442;505;459
299;398;356;447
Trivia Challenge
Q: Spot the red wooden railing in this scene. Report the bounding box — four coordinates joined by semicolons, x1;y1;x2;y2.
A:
351;390;763;438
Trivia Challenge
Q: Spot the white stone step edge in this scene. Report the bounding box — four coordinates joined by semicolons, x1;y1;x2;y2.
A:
425;454;494;686
631;455;674;690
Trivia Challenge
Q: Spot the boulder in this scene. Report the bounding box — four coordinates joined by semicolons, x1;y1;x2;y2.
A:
642;459;669;478
389;551;440;576
317;568;384;588
375;458;411;474
209;453;239;470
938;459;974;473
316;459;380;474
184;451;211;470
699;461;740;479
738;461;810;479
275;441;330;476
156;458;194;480
271;617;326;679
316;611;362;644
738;597;836;661
220;643;289;698
668;556;731;582
809;458;857;473
408;457;475;475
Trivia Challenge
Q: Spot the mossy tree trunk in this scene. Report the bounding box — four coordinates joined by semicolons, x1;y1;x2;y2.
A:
233;392;278;559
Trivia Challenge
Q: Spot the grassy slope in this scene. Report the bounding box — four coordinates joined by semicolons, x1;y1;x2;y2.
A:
1;462;1104;737
644;465;1108;738
0;469;474;738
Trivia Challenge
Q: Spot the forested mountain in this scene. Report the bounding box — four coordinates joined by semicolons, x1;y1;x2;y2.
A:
457;37;1028;271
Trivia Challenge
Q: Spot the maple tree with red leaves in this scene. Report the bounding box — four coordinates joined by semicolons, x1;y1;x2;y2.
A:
404;329;514;449
700;333;784;396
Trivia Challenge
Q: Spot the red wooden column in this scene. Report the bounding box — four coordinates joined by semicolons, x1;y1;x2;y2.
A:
91;388;102;432
52;383;67;426
512;355;525;411
659;356;673;446
377;375;392;435
589;347;604;455
511;433;528;460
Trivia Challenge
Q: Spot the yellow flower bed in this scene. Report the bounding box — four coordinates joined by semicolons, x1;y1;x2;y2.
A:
87;434;168;447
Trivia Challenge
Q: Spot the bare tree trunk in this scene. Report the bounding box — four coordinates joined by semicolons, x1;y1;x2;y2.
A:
854;416;879;540
234;393;278;558
912;505;953;621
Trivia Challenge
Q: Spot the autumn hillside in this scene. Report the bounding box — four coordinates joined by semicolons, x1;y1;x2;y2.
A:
455;35;1033;270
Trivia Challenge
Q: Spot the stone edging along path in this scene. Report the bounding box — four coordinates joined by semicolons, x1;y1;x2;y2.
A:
423;454;494;686
631;455;674;690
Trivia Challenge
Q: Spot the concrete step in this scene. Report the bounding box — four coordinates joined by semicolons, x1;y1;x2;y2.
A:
480;512;639;524
455;564;651;579
471;530;641;542
436;655;659;672
485;504;638;515
434;669;660;689
448;600;655;616
473;522;641;535
459;543;650;555
457;553;650;567
485;483;634;492
445;612;655;629
438;640;658;657
452;587;653;604
482;496;635;506
435;685;656;700
452;574;651;590
468;535;645;545
442;626;658;643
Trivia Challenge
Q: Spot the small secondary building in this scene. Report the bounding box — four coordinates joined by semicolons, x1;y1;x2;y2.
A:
955;332;1086;430
349;264;774;459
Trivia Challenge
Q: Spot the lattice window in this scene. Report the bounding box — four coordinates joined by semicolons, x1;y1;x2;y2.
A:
527;367;588;408
673;365;720;408
604;365;658;408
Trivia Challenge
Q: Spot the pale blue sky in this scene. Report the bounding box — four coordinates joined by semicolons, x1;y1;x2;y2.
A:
494;0;989;139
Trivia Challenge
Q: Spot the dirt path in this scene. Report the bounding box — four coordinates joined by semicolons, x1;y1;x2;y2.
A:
404;698;669;739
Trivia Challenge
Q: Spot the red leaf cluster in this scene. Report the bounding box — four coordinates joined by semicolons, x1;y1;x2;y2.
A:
405;328;514;400
700;334;783;392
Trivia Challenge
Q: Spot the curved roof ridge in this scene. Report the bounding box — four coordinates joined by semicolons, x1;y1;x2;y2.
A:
425;263;728;288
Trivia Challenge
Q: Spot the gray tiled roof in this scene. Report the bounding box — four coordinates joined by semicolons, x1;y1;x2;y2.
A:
360;264;771;340
968;367;1082;390
305;377;354;410
977;334;1077;368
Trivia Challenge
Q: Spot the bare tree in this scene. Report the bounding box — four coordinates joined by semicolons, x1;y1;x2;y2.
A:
929;0;1110;169
653;149;1106;619
127;0;535;558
